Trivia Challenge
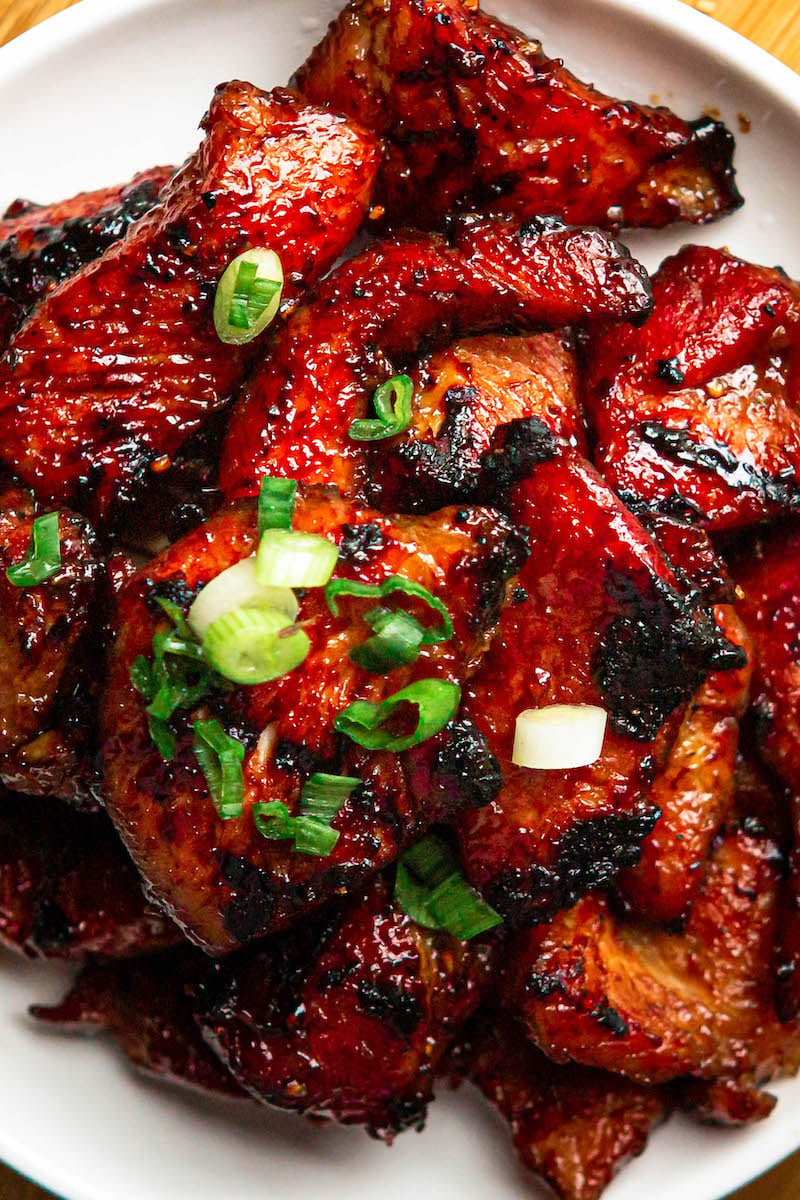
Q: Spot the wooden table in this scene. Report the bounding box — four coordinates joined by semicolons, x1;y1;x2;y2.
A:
0;0;798;1197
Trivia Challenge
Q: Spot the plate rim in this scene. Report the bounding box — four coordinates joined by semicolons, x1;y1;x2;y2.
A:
1;2;799;1199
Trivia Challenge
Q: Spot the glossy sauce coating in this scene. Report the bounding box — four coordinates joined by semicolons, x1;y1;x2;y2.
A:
32;951;244;1098
0;485;103;804
219;212;651;501
196;873;497;1138
616;604;753;925
0;165;173;328
0;790;178;960
0;84;379;520
371;330;587;512
457;444;737;926
294;0;741;230
506;826;796;1085
454;1010;670;1200
730;520;800;1021
102;488;524;952
585;245;800;531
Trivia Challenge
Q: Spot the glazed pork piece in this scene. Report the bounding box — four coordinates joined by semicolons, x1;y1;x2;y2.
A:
730;520;800;1019
455;439;742;926
294;0;741;231
195;873;496;1138
102;487;524;953
615;604;752;925
370;330;587;513
0;790;178;960
32;951;243;1098
454;1011;670;1200
584;246;800;531
0;485;103;804
505;824;799;1092
0;165;173;331
219;212;651;502
0;83;379;520
731;520;800;793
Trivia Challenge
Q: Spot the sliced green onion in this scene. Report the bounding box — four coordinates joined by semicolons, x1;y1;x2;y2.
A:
155;597;194;639
131;605;221;761
350;607;425;674
202;607;310;685
349;374;413;442
395;834;502;940
193;719;245;820
253;800;340;857
252;772;358;856
258;476;297;535
5;511;61;587
148;715;177;762
130;655;156;701
300;773;360;823
292;819;340;856
214;249;284;345
255;528;339;589
188;556;298;641
325;575;453;644
334;679;460;752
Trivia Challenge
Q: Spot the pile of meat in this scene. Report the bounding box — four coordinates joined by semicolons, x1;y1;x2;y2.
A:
1;2;799;1198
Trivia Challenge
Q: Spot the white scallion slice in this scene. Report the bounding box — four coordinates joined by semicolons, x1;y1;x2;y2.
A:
255;528;339;589
187;556;298;641
214;248;284;345
512;705;608;771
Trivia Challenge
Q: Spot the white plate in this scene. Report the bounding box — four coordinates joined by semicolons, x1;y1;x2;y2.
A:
1;2;800;1198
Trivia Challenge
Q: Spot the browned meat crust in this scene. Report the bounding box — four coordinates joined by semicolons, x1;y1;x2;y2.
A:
455;440;740;926
681;1077;778;1127
219;212;651;502
731;520;800;793
102;488;524;952
370;330;587;513
585;246;800;532
195;874;497;1138
0;485;103;804
0;84;379;521
31;951;243;1098
294;0;741;231
731;521;800;1019
616;604;752;925
506;826;798;1086
0;166;173;331
454;1010;670;1200
639;512;735;605
0;790;178;959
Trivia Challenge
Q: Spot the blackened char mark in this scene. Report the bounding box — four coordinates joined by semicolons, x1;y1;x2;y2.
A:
272;737;325;777
595;568;747;742
220;852;358;945
0;176;166;317
407;718;503;816
0;293;21;352
378;405;563;516
338;523;386;564
142;573;200;616
478;417;558;509
357;980;423;1038
380;1094;429;1137
688;116;742;212
383;385;486;512
640;421;800;511
486;807;660;927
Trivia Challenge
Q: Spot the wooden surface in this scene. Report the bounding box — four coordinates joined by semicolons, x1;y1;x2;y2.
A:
0;0;798;1198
